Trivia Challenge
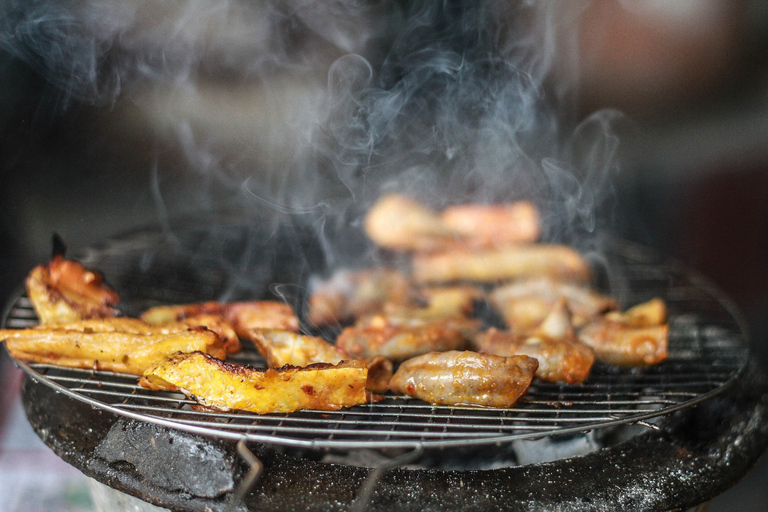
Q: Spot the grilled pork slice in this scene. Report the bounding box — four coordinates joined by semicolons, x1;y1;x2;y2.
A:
307;267;413;327
489;277;618;332
390;350;538;408
411;245;591;284
1;327;225;375
363;194;541;252
440;201;540;248
578;298;668;366
141;300;300;342
140;352;369;414
26;252;120;324
336;315;467;362
363;194;458;252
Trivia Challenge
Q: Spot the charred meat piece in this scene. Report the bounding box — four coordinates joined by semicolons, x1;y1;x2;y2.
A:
578;298;668;366
141;300;299;341
336;315;467;362
307;267;413;327
26;250;120;324
411;245;591;284
390;350;538;408
140;352;369;414
489;277;618;332
1;326;225;375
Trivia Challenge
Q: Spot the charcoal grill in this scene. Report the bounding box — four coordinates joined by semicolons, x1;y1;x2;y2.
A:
3;220;768;512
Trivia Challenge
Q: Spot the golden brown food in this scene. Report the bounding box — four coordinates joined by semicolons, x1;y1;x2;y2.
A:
140;352;369;414
389;350;538;407
411;245;592;284
26;254;120;324
363;194;541;252
440;201;540;248
473;299;594;384
409;285;483;318
141;300;299;340
474;329;594;385
1;327;225;375
578;298;668;366
250;328;347;368
489;277;618;332
250;328;393;394
336;315;467;362
307;267;413;326
36;315;241;354
363;194;458;252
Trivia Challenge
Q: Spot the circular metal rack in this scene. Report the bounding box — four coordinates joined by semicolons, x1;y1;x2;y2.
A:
1;226;750;452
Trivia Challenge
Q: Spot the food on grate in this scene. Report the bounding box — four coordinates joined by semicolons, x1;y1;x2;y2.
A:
440;201;540;248
336;314;467;362
389;350;538;407
26;239;120;324
489;277;618;332
307;267;413;327
251;328;348;367
411;245;592;284
141;300;300;341
140;352;369;414
387;284;483;319
473;300;595;384
0;326;225;375
363;194;459;252
250;328;393;394
363;194;540;252
578;298;668;366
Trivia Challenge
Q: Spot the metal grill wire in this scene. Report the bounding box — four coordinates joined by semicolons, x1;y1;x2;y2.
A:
1;234;749;451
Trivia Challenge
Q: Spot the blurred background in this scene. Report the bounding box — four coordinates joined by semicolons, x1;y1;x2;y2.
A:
1;0;767;510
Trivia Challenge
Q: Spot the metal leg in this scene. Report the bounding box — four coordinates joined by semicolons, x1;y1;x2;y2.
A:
350;446;424;512
224;439;264;512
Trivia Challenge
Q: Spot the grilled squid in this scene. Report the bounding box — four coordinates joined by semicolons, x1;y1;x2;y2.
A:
140;352;369;414
389;350;538;408
578;298;668;366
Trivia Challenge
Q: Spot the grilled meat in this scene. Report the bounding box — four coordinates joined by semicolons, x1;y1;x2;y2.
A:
489;277;618;332
389;350;538;407
578;298;668;366
141;300;299;340
307;267;413;327
411;245;591;284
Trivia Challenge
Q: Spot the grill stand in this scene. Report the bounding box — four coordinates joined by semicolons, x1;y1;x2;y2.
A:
21;358;768;512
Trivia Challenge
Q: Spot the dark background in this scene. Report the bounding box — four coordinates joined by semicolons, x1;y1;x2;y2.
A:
1;0;767;510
